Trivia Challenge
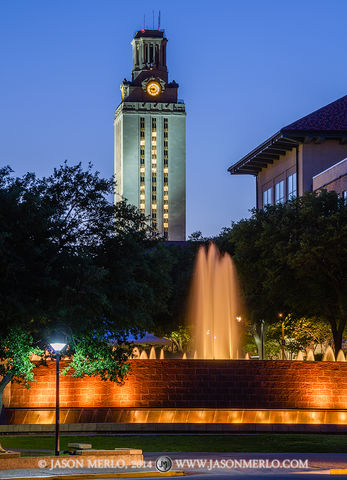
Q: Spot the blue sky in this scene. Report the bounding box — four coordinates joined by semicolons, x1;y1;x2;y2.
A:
1;0;347;237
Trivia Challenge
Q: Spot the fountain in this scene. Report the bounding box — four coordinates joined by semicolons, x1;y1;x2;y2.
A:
323;346;335;361
296;351;304;361
187;243;242;359
306;349;315;361
140;350;148;359
337;350;346;362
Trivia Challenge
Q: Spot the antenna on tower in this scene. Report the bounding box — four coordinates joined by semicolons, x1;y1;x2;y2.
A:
143;14;146;29
152;10;154;29
158;10;161;30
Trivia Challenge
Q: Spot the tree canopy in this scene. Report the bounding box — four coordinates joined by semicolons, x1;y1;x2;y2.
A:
217;190;347;353
0;162;174;413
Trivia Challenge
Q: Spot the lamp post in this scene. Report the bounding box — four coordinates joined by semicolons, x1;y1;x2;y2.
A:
279;313;285;360
50;341;66;456
260;319;265;360
236;316;242;359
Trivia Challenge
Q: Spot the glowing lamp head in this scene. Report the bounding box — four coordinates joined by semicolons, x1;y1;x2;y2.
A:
50;342;66;352
146;80;161;96
236;316;242;323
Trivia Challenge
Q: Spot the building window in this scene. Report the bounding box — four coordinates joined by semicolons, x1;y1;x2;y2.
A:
263;187;272;207
139;117;145;211
275;180;285;204
343;191;347;205
151;117;157;222
163;117;169;236
287;172;297;200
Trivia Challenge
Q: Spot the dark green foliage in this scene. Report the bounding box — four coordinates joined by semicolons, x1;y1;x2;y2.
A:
151;242;199;337
0;162;174;409
218;191;347;352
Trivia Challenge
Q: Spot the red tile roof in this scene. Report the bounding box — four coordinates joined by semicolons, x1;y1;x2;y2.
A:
228;94;347;175
283;95;347;132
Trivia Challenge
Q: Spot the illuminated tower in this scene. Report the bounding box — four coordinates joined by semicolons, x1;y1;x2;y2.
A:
114;29;186;240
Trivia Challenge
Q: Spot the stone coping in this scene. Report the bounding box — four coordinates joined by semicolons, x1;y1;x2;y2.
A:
76;449;142;456
0;451;143;471
1;422;347;434
0;451;21;458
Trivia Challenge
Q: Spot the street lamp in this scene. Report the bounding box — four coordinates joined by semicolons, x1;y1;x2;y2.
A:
260;319;265;360
50;341;66;456
278;313;285;360
236;316;242;359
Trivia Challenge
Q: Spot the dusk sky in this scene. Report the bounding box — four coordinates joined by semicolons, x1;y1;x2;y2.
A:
1;0;347;237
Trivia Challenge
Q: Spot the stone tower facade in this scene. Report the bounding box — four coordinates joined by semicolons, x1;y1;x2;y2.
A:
114;29;186;240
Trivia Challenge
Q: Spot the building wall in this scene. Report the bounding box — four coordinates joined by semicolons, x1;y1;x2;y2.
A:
256;141;347;208
313;157;347;195
168;114;186;241
302;142;347;193
114;102;186;240
257;148;297;208
6;360;347;411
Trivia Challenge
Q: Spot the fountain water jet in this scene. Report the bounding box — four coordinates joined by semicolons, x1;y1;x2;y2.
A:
336;350;346;362
296;351;304;361
306;349;315;361
323;346;335;361
132;347;140;359
187;243;242;359
140;350;148;359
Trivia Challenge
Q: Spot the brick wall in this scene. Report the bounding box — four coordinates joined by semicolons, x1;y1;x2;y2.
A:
6;360;347;410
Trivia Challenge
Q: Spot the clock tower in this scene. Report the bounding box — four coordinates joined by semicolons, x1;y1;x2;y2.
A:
114;29;186;240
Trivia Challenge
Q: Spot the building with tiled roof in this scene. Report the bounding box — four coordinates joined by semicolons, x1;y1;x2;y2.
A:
228;95;347;208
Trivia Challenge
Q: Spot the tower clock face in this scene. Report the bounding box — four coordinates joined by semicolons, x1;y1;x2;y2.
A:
146;80;161;96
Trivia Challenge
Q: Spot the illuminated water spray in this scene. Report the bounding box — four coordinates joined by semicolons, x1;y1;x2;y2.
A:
187;243;243;359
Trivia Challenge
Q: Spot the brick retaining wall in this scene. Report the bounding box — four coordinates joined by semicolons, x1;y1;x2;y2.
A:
5;360;346;411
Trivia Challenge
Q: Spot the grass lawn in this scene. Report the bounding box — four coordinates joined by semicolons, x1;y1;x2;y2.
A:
1;434;347;453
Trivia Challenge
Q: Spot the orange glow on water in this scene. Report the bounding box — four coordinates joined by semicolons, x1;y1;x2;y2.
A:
187;244;243;359
8;407;347;425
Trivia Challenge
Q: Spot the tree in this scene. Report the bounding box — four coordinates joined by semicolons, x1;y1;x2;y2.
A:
151;242;199;337
165;325;192;353
0;328;43;418
218;190;347;353
0;162;171;416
